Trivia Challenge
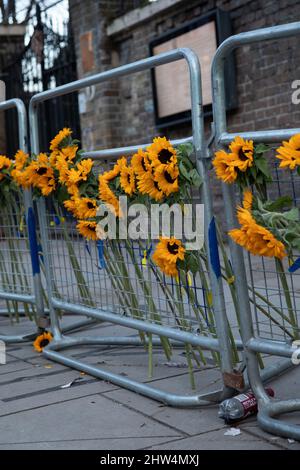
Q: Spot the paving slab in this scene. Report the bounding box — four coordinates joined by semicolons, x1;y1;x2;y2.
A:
0;365;117;411
146;428;282;450
1;322;300;450
0;394;182;446
0;359;34;376
56;343;219;389
102;389;225;436
0;436;181;450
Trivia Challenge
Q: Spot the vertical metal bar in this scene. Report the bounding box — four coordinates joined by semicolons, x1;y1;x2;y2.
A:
211;22;300;405
183;50;234;390
14;100;45;323
29;103;62;339
0;98;44;342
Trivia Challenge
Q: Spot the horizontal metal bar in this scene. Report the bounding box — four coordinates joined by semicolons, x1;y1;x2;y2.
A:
0;98;26;115
213;21;300;64
50;334;243;350
258;400;300;440
218;129;300;145
52;298;221;351
0;292;35;304
0;333;37;344
30;48;199;106
248;337;295;358
44;345;225;406
82;136;193;160
212;21;300;141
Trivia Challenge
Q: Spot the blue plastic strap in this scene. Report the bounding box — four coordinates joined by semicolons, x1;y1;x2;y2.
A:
289;257;300;273
208;217;221;279
85;240;106;270
27;207;40;275
97;240;106;269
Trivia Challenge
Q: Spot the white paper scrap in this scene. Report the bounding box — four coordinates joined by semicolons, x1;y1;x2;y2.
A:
224;428;241;436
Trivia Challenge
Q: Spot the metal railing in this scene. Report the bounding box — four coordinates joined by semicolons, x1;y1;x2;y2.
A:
28;47;242;406
0;98;44;343
211;21;300;440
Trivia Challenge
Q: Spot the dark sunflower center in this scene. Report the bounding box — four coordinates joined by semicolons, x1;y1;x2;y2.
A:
88;224;95;231
37;167;48;175
141;157;147;172
40;339;49;348
238;148;249;161
87;201;94;209
164;171;176;184
167;242;179;255
153;180;161;191
158;149;173;164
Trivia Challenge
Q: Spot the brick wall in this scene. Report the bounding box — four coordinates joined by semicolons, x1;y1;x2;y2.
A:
70;0;300;149
69;0;300;217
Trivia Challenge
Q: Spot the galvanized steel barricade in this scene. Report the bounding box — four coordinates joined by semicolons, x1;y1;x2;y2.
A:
27;47;249;406
0;99;44;343
212;22;300;439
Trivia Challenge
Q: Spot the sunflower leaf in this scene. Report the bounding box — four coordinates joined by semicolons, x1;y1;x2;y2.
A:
264;196;293;212
283;207;299;221
255;143;269;154
255;157;271;178
187;253;199;274
177;143;194;159
189;169;202;188
179;161;191;181
56;185;70;205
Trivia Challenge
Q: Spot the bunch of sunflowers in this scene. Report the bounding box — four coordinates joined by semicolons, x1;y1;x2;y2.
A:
213;134;300;340
213;134;300;261
1;129;201;279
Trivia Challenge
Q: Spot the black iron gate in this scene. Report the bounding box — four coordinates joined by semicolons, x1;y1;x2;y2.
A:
4;3;80;155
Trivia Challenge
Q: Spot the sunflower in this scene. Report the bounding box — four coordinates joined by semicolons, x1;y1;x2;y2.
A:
152;237;185;277
55;155;70;184
0;155;12;181
76;220;97;240
154;164;179;196
50;144;78;168
63;197;78;216
24;153;56;195
120;164;136;195
66;181;80;197
147;137;177;168
243;189;253;210
131;148;152;177
212;150;238;183
229;136;254;171
11;151;29;187
102;161;122;181
50;128;72;151
67;158;93;185
137;171;164;201
76;197;97;219
276;134;300;170
33;331;53;352
11;167;31;188
229;206;286;259
98;175;121;216
14;149;28;170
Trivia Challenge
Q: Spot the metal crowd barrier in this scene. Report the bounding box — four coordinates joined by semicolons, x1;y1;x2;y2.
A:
28;47;247;406
0;98;44;343
212;22;300;439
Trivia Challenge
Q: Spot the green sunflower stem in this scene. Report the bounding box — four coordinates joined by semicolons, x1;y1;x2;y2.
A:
275;258;299;339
